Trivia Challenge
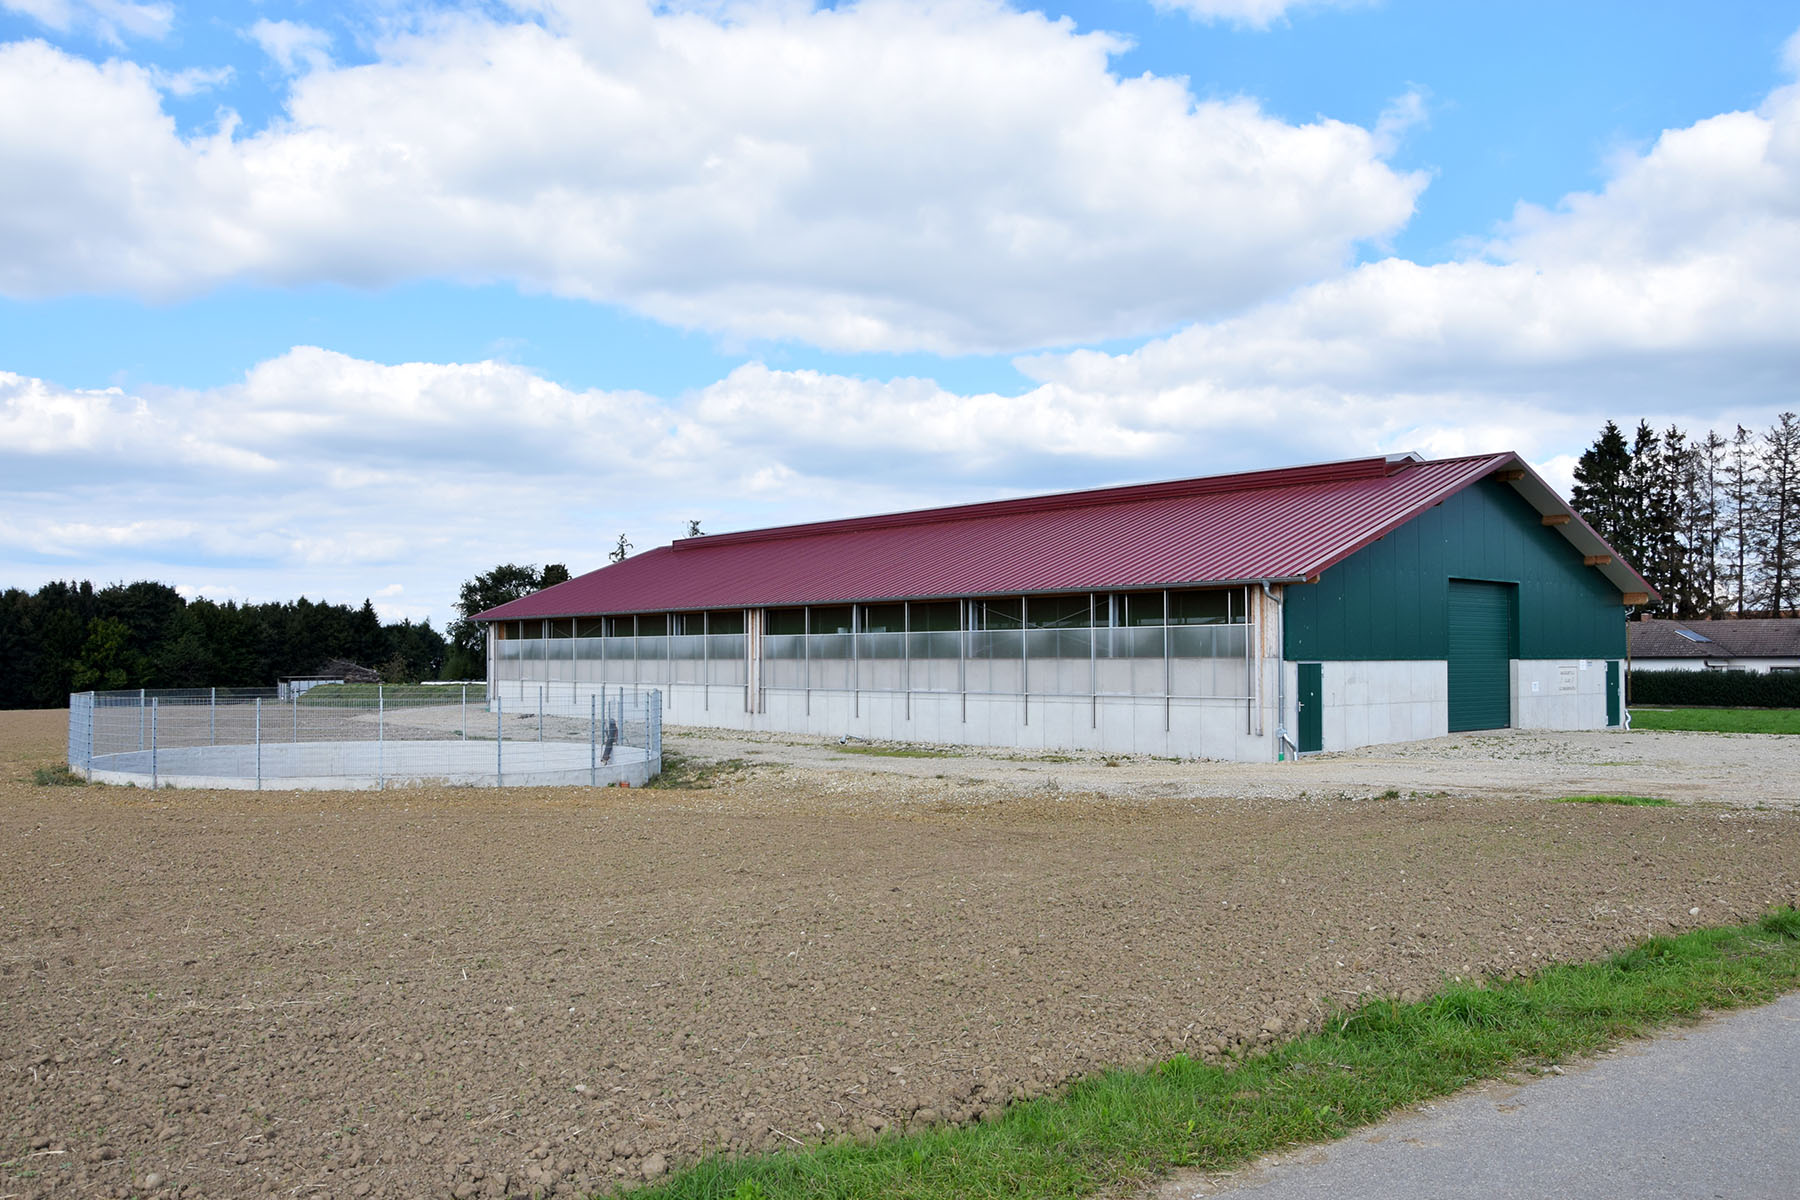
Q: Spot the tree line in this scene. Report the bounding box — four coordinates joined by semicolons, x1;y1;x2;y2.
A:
0;581;448;709
1570;413;1800;619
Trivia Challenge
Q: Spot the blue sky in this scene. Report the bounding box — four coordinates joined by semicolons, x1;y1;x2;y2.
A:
4;0;1800;627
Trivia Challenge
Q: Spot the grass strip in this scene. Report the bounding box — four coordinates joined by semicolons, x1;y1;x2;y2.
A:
619;908;1800;1200
1628;707;1800;734
296;683;489;708
832;744;963;759
1552;794;1671;807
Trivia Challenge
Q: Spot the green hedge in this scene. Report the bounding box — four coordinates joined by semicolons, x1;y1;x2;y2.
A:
1628;668;1800;708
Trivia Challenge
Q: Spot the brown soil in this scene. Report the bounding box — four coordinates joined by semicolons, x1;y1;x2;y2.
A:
3;709;1797;1200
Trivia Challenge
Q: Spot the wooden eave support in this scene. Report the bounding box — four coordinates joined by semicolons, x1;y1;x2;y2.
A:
1621;592;1651;606
1542;514;1571;526
1494;469;1526;481
1585;554;1613;566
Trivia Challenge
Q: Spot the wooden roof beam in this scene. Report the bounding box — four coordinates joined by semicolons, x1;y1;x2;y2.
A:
1621;592;1651;606
1585;554;1613;566
1542;513;1571;526
1494;468;1526;481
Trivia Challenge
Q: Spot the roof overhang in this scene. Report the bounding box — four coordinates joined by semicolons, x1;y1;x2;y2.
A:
1498;457;1659;602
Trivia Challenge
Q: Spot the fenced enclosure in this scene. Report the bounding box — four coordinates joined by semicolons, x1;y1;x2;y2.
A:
67;684;662;791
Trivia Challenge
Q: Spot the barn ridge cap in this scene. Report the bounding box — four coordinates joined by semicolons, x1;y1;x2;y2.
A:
675;452;1431;552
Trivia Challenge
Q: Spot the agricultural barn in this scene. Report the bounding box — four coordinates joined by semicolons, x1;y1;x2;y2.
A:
476;452;1652;760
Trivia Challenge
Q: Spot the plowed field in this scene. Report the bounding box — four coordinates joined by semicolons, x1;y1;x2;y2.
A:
3;710;1796;1200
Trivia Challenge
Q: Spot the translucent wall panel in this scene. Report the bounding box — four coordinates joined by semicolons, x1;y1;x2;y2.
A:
860;660;905;691
1170;625;1248;658
807;657;851;690
809;633;852;660
671;635;705;682
907;632;960;659
914;656;960;692
706;657;747;687
706;633;745;661
856;632;905;660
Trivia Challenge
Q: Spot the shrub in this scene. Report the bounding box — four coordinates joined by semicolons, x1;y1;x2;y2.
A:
1627;668;1800;708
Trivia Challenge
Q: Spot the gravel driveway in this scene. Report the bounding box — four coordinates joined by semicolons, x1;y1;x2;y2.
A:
667;723;1800;809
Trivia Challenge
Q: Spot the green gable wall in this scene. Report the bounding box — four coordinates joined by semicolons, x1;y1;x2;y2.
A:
1283;479;1627;662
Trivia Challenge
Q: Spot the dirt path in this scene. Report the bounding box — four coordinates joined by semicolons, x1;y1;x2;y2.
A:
3;709;1797;1200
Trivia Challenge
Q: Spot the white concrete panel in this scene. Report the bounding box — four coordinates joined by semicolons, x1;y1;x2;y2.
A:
1514;659;1611;731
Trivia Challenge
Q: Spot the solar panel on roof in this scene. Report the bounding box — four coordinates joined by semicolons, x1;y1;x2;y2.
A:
1674;628;1713;643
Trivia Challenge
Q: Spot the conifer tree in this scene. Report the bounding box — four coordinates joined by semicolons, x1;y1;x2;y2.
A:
1755;412;1800;617
1721;425;1762;616
1571;420;1635;557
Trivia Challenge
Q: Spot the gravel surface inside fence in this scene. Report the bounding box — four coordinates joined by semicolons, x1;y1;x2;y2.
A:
3;709;1797;1200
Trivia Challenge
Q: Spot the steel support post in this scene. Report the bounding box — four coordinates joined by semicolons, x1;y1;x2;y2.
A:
1020;595;1029;728
902;601;911;722
1164;588;1172;733
1090;592;1098;730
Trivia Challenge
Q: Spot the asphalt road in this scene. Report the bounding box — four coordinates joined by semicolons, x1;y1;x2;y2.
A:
1163;991;1800;1200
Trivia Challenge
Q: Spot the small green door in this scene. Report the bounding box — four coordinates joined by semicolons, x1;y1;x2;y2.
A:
1606;660;1622;727
1297;662;1323;753
1447;580;1514;732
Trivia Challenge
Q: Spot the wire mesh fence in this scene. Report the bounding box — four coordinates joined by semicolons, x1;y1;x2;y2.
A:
67;683;662;791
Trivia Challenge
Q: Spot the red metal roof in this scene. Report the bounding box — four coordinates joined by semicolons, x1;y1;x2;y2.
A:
478;452;1654;620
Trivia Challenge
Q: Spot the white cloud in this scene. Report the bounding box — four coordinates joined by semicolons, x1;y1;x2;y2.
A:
147;64;234;97
1020;57;1800;425
248;19;332;75
0;0;1424;352
1152;0;1363;31
9;18;1800;620
2;0;171;43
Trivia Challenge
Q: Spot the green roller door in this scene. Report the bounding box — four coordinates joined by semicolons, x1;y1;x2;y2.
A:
1448;581;1514;732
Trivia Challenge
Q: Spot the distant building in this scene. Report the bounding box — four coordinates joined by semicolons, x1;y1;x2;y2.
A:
1629;618;1800;674
478;452;1653;760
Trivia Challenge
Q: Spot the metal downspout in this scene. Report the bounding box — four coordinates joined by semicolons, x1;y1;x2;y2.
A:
1261;581;1298;761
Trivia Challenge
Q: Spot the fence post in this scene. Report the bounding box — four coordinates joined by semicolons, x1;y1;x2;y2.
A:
255;697;262;791
150;698;158;790
461;684;467;741
496;693;503;787
377;682;385;791
138;688;145;751
590;694;597;786
293;689;299;743
210;686;216;745
538;684;544;743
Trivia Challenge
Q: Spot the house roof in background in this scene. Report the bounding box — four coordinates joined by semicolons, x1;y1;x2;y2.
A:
1630;618;1800;660
478;452;1654;620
